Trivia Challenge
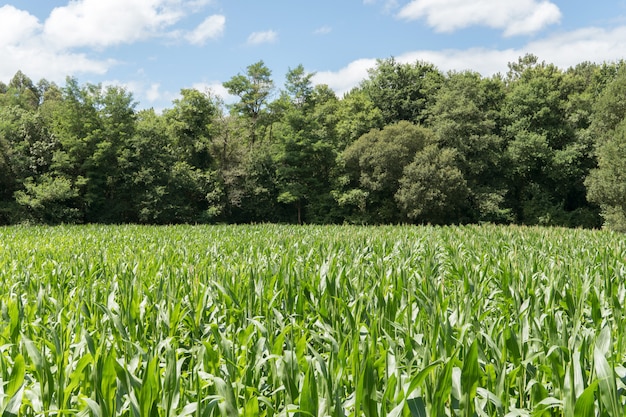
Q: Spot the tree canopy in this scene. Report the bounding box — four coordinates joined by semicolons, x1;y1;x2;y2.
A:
1;55;626;230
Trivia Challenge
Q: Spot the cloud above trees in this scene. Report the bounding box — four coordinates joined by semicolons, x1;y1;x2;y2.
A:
0;1;222;82
397;0;561;36
313;24;626;96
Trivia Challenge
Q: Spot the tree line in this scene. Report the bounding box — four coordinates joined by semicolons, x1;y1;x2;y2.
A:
1;54;626;230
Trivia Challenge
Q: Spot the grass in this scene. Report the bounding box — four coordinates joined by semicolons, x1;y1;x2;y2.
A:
0;224;625;416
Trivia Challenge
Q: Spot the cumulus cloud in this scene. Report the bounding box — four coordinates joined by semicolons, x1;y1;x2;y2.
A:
313;58;378;96
0;5;41;47
186;14;226;45
146;83;162;102
0;5;112;82
312;25;626;96
0;1;213;83
43;0;187;49
247;30;278;45
397;0;561;36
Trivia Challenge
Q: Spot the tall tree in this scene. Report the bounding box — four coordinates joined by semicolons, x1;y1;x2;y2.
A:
274;67;339;223
428;71;509;222
165;88;219;170
335;89;384;149
335;121;433;223
585;66;626;231
3;70;40;110
396;145;469;224
223;61;274;143
585;120;626;231
361;58;443;125
501;55;599;227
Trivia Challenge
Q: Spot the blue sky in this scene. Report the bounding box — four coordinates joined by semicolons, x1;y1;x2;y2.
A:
1;0;626;110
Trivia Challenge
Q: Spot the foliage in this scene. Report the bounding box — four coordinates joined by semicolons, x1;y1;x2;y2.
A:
336;121;433;223
1;56;626;228
360;57;444;124
1;224;626;416
586;120;626;231
396;145;469;224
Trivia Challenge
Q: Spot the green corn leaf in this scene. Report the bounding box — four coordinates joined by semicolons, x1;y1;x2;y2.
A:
461;339;480;415
407;397;428;417
300;362;319;417
2;386;24;417
214;376;238;417
5;354;25;399
139;356;160;417
243;396;259;417
406;360;443;396
64;354;93;403
594;333;622;417
573;380;597;417
99;351;118;417
433;352;457;417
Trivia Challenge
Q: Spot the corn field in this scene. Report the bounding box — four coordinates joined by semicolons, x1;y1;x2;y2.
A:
0;224;625;416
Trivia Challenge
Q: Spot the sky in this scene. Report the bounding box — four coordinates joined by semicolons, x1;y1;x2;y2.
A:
1;0;626;110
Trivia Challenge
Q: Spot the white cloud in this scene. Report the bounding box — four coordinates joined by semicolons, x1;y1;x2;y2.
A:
247;30;278;45
364;0;399;11
0;6;112;81
0;5;41;48
312;25;626;96
186;14;226;45
0;45;112;83
43;0;186;49
0;1;210;84
397;0;561;36
314;25;332;35
191;82;238;104
313;58;378;96
146;83;162;102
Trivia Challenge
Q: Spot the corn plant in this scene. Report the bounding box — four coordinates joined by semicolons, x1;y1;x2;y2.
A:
0;224;625;416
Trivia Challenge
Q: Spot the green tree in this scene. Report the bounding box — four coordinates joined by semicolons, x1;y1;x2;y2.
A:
428;71;509;222
361;58;443;125
163;89;226;221
223;60;274;144
585;121;626;231
396;145;469;224
1;70;40;110
335;89;384;149
502;56;599;227
115;109;175;223
14;174;81;224
335;121;433;223
274;67;339;223
85;85;137;222
585;66;626;231
165;88;219;170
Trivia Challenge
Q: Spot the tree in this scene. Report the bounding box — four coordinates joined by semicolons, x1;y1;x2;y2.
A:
585;66;626;231
86;85;138;222
396;145;469;224
427;71;509;222
274;67;339;223
361;58;443;125
15;174;81;224
585;121;626;231
335;121;433;223
501;56;599;226
335;89;384;149
115;109;175;223
165;88;219;170
2;70;40;110
223;61;274;143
